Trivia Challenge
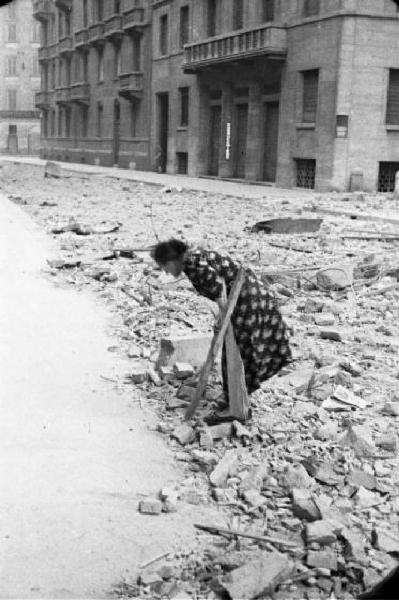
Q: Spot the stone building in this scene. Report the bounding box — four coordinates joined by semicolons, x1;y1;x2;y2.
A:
0;0;41;155
35;0;399;192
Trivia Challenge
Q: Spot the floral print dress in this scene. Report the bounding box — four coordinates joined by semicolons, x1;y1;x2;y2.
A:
183;248;292;395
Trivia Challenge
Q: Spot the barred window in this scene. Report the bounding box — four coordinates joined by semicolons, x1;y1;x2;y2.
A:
386;69;399;126
302;69;319;123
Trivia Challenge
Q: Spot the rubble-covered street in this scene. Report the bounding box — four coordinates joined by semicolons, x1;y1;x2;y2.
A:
2;160;399;600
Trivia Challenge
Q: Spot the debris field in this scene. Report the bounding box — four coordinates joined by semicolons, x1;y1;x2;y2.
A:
2;161;399;600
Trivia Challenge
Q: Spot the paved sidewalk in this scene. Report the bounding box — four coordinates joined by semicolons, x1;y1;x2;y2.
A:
0;155;313;200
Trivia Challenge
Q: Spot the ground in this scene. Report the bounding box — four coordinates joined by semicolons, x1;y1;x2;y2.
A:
1;159;399;600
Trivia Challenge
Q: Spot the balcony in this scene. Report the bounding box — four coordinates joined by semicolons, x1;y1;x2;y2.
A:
70;83;90;104
88;22;105;46
58;35;73;55
35;91;52;109
104;15;123;43
33;0;51;22
55;0;72;10
55;86;71;104
122;6;148;33
38;46;50;61
183;25;287;73
118;72;144;100
75;28;89;50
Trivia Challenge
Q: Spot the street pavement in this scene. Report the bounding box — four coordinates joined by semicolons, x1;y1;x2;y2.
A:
0;195;209;598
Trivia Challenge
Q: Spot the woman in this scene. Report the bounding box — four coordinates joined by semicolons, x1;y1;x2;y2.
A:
152;239;291;421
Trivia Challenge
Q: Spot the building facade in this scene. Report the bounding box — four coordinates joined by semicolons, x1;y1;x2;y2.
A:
35;0;399;192
0;0;41;155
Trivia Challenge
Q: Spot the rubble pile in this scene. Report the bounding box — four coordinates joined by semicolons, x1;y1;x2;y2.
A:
2;163;399;599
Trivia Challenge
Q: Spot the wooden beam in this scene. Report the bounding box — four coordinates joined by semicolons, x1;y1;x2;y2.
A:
185;268;245;420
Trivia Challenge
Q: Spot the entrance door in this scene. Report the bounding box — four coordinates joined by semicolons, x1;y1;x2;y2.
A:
263;101;279;182
113;100;120;166
209;104;221;176
234;103;248;179
157;93;169;173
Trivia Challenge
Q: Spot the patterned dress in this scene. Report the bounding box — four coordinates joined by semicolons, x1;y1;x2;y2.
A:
183;249;292;395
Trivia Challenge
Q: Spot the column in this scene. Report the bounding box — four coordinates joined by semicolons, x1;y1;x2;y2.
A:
245;82;263;181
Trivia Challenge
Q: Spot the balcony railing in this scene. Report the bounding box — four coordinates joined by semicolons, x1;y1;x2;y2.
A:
0;110;41;118
58;35;73;55
75;28;89;49
118;72;144;99
33;0;51;22
122;6;148;32
104;15;123;41
183;25;287;72
38;46;50;61
55;0;72;10
55;86;71;104
88;22;105;45
70;83;90;104
35;91;52;108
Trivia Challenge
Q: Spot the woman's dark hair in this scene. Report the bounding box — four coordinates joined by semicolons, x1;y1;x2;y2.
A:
151;238;189;266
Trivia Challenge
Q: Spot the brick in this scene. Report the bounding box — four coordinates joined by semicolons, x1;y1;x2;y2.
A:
173;362;194;379
139;499;163;515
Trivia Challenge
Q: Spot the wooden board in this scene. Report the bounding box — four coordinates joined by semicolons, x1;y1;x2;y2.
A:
185;268;245;421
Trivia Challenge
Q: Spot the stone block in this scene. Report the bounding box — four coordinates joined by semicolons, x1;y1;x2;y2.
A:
139;499;163;515
156;334;212;369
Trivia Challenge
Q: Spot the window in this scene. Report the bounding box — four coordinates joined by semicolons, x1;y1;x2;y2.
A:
303;0;320;17
50;109;56;137
83;54;88;82
302;69;319;123
96;102;103;136
233;0;244;30
43;111;48;138
96;0;104;22
130;103;137;137
65;11;71;36
177;152;188;175
97;48;104;81
83;0;88;27
58;108;63;137
179;87;189;127
66;57;71;86
132;36;141;71
82;106;89;138
207;0;217;36
58;11;63;38
32;22;40;43
8;3;16;20
32;57;40;77
159;14;168;56
114;0;121;13
65;106;71;137
7;57;17;76
386;69;399;126
114;46;121;78
378;162;399;192
8;89;17;110
8;23;17;42
9;124;17;135
180;6;190;47
296;158;316;189
262;0;274;22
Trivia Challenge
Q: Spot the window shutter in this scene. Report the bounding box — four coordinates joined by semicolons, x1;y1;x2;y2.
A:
302;70;319;123
387;69;399;126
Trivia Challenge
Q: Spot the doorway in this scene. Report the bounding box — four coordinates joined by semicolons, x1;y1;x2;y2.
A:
263;101;279;182
7;124;18;154
157;93;169;173
209;104;222;176
234;103;248;179
113;100;120;166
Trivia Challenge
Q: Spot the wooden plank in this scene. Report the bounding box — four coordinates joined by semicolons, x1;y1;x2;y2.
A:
311;206;399;226
222;278;249;421
185;268;245;421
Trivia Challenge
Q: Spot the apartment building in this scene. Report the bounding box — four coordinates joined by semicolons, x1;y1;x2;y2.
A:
0;0;41;154
35;0;399;192
34;0;151;168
